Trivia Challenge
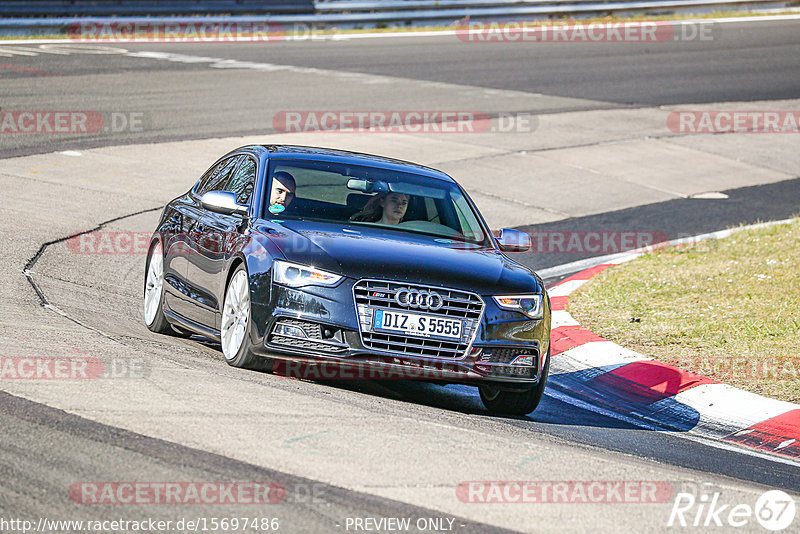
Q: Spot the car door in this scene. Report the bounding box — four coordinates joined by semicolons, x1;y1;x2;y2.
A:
171;155;240;326
159;200;193;319
186;154;257;330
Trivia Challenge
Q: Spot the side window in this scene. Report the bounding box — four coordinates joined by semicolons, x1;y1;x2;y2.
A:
452;194;484;241
226;157;256;205
194;160;225;195
424;197;439;222
195;156;238;197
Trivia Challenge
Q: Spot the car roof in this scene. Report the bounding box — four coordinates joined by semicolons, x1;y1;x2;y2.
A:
241;144;456;183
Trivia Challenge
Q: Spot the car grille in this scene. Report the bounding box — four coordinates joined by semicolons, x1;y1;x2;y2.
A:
353;280;484;359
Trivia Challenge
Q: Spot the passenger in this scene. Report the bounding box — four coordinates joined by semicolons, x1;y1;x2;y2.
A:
351;192;409;225
268;171;296;213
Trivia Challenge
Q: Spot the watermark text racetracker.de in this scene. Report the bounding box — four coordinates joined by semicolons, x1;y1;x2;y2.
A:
271;360;481;381
67;229;668;256
677;355;800;382
456;20;716;43
527;230;667;254
70;481;286;505
68;21;341;42
67;229;669;256
272;111;537;134
457;480;674;503
0;356;150;380
0;110;145;135
69;479;328;505
0;517;280;533
668;111;800;133
66;19;717;44
69;21;286;42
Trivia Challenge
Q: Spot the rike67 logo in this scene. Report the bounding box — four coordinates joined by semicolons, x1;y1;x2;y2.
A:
668;488;796;531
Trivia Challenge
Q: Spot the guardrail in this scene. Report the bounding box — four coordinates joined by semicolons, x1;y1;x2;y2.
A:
312;0;787;22
0;0;787;36
0;1;314;16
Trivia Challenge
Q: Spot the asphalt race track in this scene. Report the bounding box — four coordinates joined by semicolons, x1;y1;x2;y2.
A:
1;17;800;533
2;19;800;158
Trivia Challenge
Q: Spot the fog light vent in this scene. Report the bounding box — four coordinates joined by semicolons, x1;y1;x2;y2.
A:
476;347;539;378
268;319;347;354
509;354;535;367
274;323;309;339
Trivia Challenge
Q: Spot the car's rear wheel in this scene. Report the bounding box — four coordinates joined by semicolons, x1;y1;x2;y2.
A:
144;240;172;334
479;350;550;415
221;265;271;371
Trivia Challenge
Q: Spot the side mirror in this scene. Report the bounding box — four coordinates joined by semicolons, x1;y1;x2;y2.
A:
496;228;531;252
200;191;248;216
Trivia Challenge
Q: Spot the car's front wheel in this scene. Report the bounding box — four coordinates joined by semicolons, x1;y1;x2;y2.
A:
144;240;172;334
479;350;550;415
220;265;270;371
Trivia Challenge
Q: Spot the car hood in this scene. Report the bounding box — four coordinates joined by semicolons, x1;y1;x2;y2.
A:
255;219;541;294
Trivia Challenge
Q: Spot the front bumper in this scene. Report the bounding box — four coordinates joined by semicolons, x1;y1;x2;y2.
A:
249;279;550;386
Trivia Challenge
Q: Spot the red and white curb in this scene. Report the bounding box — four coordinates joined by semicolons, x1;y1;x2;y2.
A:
542;219;800;460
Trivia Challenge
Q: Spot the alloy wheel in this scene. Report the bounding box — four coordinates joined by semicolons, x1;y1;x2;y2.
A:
144;242;164;325
221;269;250;360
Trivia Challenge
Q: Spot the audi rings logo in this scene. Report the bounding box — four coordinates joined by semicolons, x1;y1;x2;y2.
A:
395;289;444;311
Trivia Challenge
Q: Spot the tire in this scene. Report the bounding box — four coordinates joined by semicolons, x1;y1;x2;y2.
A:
220;265;271;371
479;350;550;415
143;240;173;334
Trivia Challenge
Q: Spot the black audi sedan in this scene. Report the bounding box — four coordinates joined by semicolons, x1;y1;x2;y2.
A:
144;145;551;414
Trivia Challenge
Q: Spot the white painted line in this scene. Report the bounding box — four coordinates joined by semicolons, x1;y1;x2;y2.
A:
0;39;76;44
551;310;580;328
540;218;796;281
690;191;729;199
547;279;587;297
331;30;460;40
545;386;800;468
121;50;432;87
690;13;800;23
606;253;640;265
649;383;798;438
0;46;38;56
550;340;649;375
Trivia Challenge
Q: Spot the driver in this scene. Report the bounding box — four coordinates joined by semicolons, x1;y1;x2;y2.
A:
351;192;409;225
268;171;296;214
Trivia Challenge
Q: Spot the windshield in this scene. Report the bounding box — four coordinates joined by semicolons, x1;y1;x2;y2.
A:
264;159;490;246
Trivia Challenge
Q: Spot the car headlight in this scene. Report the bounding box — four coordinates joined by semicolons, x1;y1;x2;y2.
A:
273;261;343;288
492;295;544;319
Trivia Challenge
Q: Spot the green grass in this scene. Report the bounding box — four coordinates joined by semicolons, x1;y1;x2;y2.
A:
568;218;800;403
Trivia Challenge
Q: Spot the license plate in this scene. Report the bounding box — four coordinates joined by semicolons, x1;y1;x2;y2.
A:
373;309;462;340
